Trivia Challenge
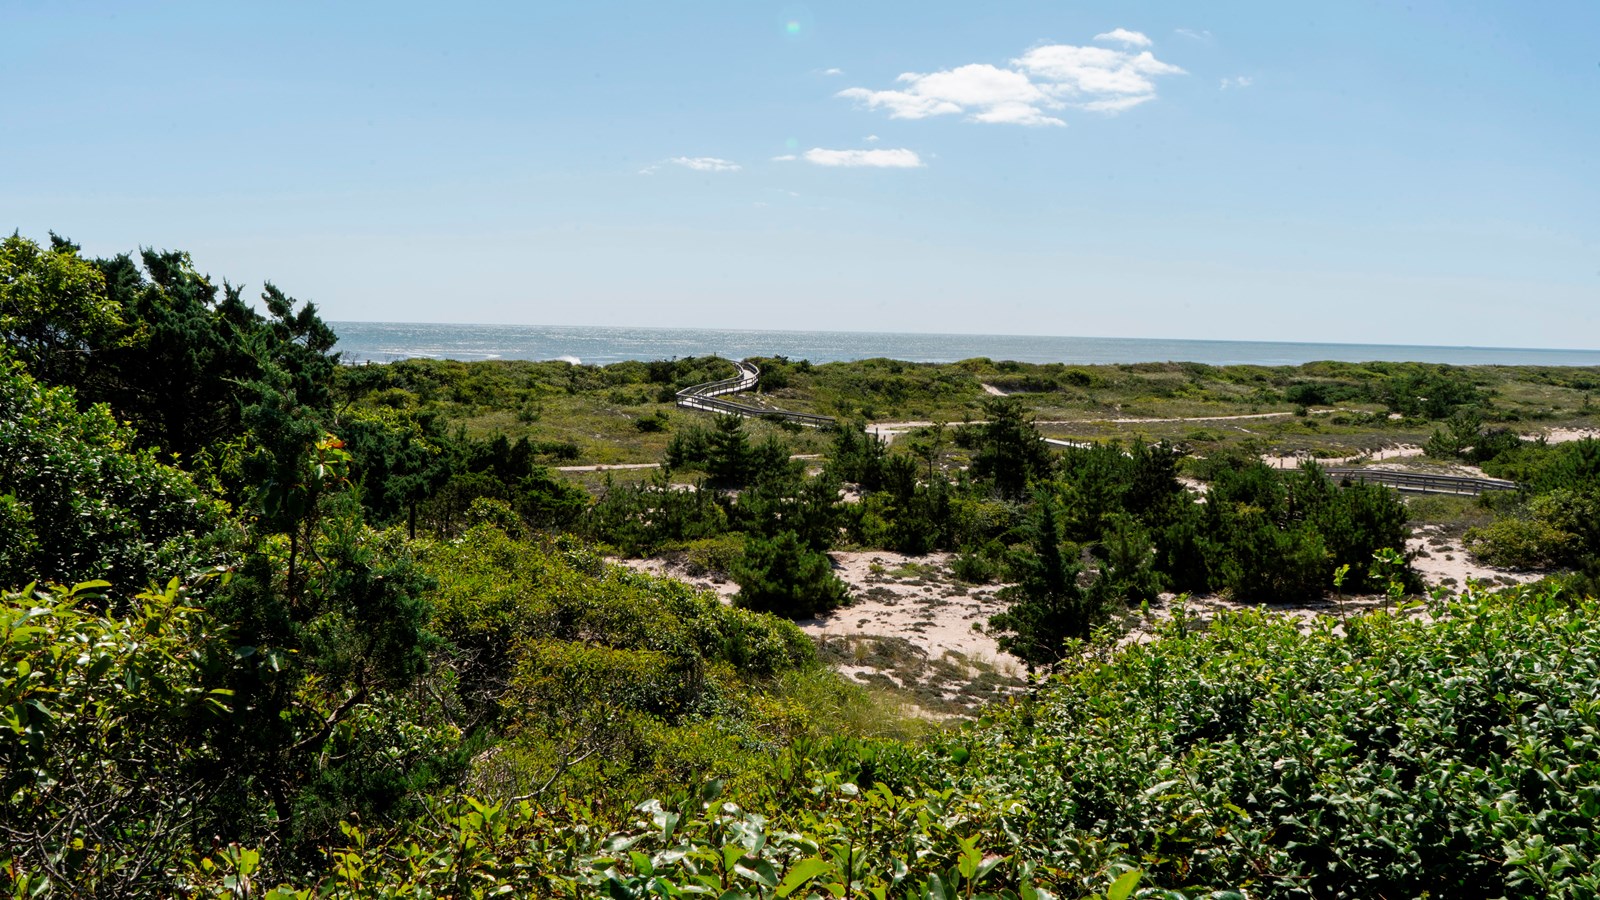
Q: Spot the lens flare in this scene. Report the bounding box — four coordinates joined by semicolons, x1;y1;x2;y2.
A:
777;5;814;40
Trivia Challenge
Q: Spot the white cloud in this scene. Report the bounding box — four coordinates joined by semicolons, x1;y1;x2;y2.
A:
1078;95;1156;113
1219;75;1254;90
1175;28;1213;41
1014;46;1184;106
1093;28;1152;48
771;154;799;161
864;134;879;142
838;63;1064;126
802;147;924;168
837;30;1183;126
670;156;741;172
818;67;843;76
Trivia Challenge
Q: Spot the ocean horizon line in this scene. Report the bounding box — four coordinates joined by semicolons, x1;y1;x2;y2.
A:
327;320;1598;357
327;321;1600;369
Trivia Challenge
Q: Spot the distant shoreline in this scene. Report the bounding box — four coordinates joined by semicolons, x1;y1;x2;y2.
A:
329;321;1600;369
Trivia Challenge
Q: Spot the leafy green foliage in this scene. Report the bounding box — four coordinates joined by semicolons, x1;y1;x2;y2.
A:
420;521;821;803
970;397;1053;501
587;470;732;555
1466;487;1600;568
0;356;231;594
1;580;238;898
1161;460;1410;602
182;583;1600;899
968;583;1600;897
988;495;1104;667
1377;365;1485;419
732;530;852;619
668;414;796;488
0;232;121;385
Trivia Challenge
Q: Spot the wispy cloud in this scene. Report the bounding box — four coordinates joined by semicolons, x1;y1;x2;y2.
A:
801;147;924;168
817;67;844;76
1219;75;1253;90
671;156;741;172
864;134;880;142
1175;28;1213;42
770;154;799;162
1094;28;1152;48
640;156;743;174
836;30;1184;127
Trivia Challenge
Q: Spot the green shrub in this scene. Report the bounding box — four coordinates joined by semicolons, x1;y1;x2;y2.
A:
732;530;850;618
2;580;239;897
0;357;232;595
668;533;746;578
1465;516;1577;569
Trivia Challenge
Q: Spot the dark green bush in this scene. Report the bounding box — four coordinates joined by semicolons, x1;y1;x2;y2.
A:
731;530;850;619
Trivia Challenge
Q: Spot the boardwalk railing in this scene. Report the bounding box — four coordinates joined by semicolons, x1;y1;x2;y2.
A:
676;359;836;429
1322;467;1518;497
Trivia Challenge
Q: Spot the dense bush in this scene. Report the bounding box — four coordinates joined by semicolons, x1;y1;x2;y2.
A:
988;495;1106;667
171;582;1600;899
420;520;823;802
0;356;232;595
970;582;1600;897
586;471;732;555
732;530;851;619
1;581;238;898
1161;460;1410;601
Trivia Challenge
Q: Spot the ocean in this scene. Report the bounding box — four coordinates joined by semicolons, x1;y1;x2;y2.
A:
330;322;1600;369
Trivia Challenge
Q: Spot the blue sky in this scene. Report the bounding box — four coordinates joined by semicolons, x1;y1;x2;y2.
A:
4;1;1597;348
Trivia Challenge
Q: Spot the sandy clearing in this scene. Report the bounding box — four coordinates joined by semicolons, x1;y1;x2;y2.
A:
1531;427;1600;444
981;384;1008;397
866;421;937;441
1407;526;1543;592
798;551;1018;673
612;557;740;601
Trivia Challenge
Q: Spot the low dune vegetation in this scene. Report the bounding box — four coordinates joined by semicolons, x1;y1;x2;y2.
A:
4;232;1600;897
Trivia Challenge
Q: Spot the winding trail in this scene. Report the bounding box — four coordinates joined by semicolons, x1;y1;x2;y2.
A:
675;359;835;428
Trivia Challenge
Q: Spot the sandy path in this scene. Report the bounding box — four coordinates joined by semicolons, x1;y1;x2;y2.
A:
556;462;662;472
1069;411;1294;425
869;410;1323;443
1264;444;1425;469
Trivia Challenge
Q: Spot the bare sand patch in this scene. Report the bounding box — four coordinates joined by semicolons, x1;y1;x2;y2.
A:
1531;427;1600;444
612;556;739;601
1407;526;1543;593
801;551;1014;668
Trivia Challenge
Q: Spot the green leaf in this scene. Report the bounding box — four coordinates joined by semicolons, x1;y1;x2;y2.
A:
736;857;779;889
1142;780;1182;798
1106;870;1142;900
958;836;981;881
777;858;834;897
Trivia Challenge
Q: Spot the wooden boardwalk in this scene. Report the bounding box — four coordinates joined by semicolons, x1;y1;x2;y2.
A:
675;359;836;428
1322;467;1518;496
